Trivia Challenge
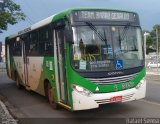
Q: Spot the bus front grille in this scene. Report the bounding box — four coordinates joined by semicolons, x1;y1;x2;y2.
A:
87;73;138;84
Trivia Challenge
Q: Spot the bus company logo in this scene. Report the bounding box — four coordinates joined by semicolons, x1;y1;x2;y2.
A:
95;86;99;91
107;71;123;76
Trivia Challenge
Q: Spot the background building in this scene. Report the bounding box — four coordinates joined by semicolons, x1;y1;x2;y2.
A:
0;42;5;62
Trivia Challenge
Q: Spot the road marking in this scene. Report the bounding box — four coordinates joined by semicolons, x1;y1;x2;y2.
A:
147;81;160;85
139;99;160;106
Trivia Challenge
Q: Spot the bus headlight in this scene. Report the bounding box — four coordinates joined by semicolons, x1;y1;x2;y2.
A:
136;78;146;89
72;84;93;97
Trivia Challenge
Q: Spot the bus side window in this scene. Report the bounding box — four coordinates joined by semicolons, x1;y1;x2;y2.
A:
39;25;53;56
28;30;39;56
13;38;22;56
39;27;46;55
44;27;53;55
10;39;15;56
25;34;30;56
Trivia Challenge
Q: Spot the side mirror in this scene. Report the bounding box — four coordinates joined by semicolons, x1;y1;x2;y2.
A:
64;27;74;44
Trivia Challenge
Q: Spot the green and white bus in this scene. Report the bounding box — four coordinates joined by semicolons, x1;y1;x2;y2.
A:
5;8;146;111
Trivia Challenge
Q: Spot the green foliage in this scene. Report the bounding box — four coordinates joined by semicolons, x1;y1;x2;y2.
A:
153;24;160;31
0;0;25;30
146;48;156;54
144;24;160;54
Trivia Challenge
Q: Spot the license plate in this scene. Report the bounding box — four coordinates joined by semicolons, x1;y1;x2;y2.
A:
110;96;122;103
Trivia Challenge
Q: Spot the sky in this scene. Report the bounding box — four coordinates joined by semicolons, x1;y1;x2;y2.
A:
0;0;160;43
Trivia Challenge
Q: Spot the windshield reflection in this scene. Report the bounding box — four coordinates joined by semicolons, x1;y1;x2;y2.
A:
71;26;144;71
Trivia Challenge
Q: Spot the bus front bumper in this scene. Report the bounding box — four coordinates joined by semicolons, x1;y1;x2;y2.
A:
72;80;146;111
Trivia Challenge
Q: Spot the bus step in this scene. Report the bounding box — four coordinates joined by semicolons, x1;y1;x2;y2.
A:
58;102;71;111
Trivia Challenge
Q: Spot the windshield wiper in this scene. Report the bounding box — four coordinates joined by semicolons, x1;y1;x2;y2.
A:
85;22;107;43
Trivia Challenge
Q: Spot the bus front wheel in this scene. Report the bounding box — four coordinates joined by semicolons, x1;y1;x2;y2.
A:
47;83;59;109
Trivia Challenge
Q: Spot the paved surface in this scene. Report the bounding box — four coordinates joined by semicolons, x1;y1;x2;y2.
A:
0;100;18;124
0;71;160;124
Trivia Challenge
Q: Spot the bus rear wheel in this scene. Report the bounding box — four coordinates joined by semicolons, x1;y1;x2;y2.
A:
47;83;59;109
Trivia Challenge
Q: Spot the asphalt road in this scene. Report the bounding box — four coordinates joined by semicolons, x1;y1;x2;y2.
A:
0;72;160;124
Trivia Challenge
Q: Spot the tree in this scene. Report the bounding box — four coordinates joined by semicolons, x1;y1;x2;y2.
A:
144;24;160;54
150;24;160;54
0;0;25;30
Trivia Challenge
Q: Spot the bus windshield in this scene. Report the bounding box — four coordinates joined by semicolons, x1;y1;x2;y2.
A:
71;25;144;71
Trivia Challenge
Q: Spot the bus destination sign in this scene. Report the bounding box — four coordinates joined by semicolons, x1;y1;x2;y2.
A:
72;11;136;22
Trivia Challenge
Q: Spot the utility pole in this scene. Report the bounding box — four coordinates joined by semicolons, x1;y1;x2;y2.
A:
144;32;150;66
156;28;159;71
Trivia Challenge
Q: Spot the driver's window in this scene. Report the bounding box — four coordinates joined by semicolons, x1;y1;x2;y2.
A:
73;26;113;62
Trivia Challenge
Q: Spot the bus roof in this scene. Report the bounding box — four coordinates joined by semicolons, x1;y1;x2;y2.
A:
6;8;136;40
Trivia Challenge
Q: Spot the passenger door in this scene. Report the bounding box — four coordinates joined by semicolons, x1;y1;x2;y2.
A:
54;28;68;103
22;40;30;88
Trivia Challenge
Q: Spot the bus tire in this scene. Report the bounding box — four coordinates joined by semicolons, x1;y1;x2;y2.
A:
47;83;59;109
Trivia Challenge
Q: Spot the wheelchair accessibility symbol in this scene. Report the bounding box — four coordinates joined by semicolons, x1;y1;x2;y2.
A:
115;60;123;70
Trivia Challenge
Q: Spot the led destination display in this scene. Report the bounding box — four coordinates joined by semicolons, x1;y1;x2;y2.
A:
72;10;136;22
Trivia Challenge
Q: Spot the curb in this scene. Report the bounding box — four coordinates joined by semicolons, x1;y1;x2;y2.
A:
0;100;18;124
